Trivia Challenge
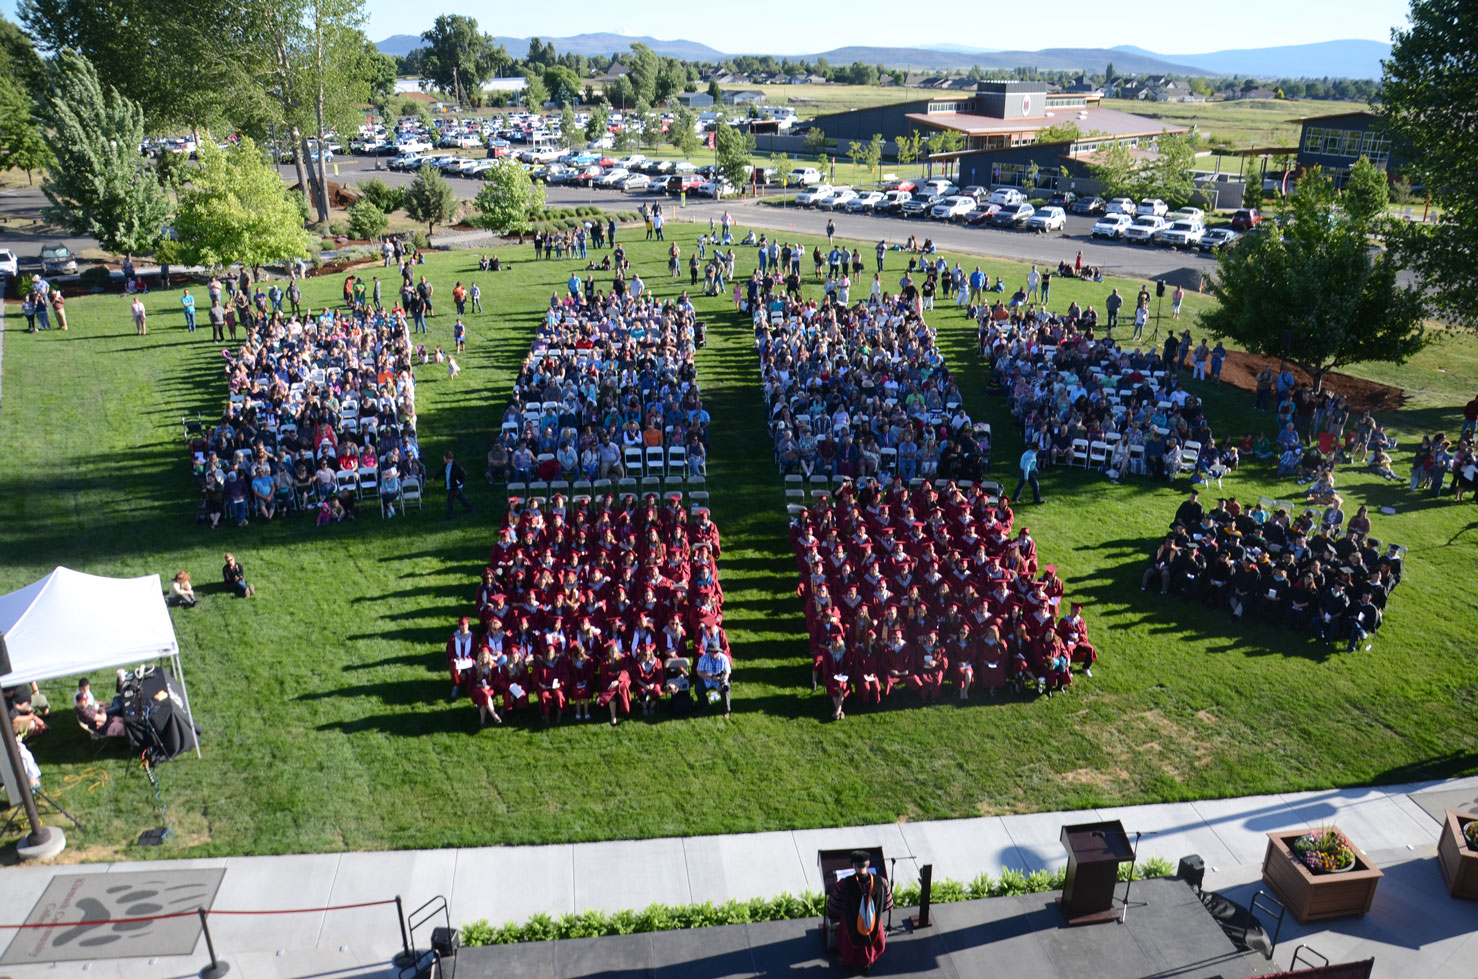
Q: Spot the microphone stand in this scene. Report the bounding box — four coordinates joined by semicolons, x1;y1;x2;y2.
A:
1119;830;1143;924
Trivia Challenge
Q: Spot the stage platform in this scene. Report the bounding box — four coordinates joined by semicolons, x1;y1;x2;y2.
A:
448;877;1267;979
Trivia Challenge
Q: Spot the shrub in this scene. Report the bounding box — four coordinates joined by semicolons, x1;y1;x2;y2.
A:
991;868;1029;897
347;200;389;241
78;266;112;290
411;231;429;251
357;178;406;215
1141;856;1175;879
328;220;351;238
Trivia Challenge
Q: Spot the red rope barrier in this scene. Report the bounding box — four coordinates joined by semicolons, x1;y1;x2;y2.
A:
0;898;400;930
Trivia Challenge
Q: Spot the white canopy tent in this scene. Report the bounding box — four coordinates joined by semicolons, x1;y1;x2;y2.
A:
0;567;199;758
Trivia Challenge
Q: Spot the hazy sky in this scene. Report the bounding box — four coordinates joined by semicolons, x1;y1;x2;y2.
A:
0;0;1410;55
357;0;1410;53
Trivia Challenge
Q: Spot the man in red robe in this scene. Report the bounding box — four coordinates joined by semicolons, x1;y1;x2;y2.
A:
826;850;893;976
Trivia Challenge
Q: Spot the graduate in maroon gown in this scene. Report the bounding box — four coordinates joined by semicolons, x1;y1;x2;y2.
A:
1055;603;1097;676
498;650;532;714
820;636;852;720
532;648;569;724
825;850;893;976
597;642;633;726
951;621;976;701
468;650;502;727
911;628;948;703
852;632;884;706
633;644;666;715
568;645;597;720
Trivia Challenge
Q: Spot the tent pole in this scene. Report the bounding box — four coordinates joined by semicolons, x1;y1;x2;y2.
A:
172;651;202;759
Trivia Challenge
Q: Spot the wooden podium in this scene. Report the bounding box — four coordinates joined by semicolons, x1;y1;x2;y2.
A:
1058;820;1133;924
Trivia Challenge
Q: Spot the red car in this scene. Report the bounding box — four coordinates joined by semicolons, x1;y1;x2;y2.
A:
885;179;917;193
1230;208;1262;230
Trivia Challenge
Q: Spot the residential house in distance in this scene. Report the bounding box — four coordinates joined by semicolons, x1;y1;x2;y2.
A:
723;90;767;106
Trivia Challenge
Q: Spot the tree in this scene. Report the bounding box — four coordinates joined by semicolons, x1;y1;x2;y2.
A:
21;0;245;134
1036;120;1081;145
1141;131;1198;207
544;64;582;106
356;177;405;214
707;80;722;103
1202;167;1426;393
37;50;169;258
803;127;828;157
1380;0;1478;328
164;137;310;275
419;14;509;102
0;75;50;183
584;106;607;142
635;98;661;151
1242;168;1264;208
894;131;917;172
522;73;548;108
347;199;388;239
404;165;459;234
560;104;582;151
0;13;44;94
473;159;545;234
670;106;699;156
1085;139;1142;200
862;133;884;183
1341;155;1390;230
627;42;658;103
714;121;750;189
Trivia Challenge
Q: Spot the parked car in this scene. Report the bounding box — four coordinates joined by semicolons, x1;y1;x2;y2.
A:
816;188;859;210
0;248;16;278
666;174;703;195
1136;198;1169;217
1047;191;1078;208
787;167;823;186
1199;227;1242;252
1167;206;1205;224
1027;206;1067;232
988;187;1026;207
1122;215;1167;243
697;178;736;198
388;153;421;171
959;185;990;202
900;194;943;218
1091;213;1134;239
1069;195;1106;216
846;191;887;213
794;183;834;206
883;179;917;193
1105;197;1136;215
930;196;976;220
1157;219;1205;248
917;177;956;197
1230;208;1263;230
964;202;1002;225
40;244;77;275
878;190;913;214
619;172;650;192
991;202;1035;228
597;168;629;187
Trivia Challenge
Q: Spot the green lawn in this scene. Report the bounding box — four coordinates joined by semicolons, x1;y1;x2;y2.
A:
2;224;1475;861
1100;97;1368;151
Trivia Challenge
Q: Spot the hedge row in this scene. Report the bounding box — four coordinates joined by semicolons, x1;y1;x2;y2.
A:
460;858;1175;947
524;210;640;236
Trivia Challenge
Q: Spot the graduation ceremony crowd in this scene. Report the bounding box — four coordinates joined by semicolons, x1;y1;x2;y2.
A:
1141;489;1406;651
446;493;732;727
189;265;423;528
793;479;1096;719
485;285;711;484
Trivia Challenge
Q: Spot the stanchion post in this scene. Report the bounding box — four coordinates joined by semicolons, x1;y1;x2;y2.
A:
392;895;417;968
910;863;934;930
198;908;230;979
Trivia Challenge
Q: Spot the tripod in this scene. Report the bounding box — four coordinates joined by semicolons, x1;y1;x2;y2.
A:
1148;294;1164;344
1;786;84;834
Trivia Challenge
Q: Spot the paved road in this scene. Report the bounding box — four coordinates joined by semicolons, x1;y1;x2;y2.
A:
0;156;1211;284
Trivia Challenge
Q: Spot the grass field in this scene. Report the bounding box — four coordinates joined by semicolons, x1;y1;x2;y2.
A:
2;222;1475;862
1100;97;1369;151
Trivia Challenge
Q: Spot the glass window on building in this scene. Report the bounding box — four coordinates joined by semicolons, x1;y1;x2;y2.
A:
1303;127;1326;154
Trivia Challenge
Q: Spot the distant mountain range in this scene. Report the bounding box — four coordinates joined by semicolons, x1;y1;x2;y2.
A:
1112;41;1389;80
373;33;1388;80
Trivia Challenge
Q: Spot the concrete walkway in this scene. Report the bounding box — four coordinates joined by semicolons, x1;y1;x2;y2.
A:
3;776;1477;978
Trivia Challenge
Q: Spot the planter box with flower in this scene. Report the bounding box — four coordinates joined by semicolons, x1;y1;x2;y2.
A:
1437;810;1478;899
1261;828;1383;924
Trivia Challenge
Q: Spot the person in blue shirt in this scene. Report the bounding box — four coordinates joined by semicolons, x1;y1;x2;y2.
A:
1012;446;1043;504
567;272;581;299
180;289;196;332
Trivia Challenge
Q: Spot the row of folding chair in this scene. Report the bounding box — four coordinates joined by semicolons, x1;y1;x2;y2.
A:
508;475;709;508
620;444;698;478
782;473;987;506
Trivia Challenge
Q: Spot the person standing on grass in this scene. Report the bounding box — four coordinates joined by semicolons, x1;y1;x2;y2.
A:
453;318;466;354
1172;284;1185;319
470;281;482;314
131;295;147;335
442;450;474;520
208;298;225;342
180;288;196;332
50;289;68;331
1105;288;1122;330
1013;444;1043;504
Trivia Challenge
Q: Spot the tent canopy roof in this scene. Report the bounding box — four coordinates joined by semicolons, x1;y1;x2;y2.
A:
0;567;179;688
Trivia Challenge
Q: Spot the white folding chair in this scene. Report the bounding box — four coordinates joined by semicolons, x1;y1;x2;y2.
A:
1129;445;1146;475
335;470;358;495
667;445;687;474
400;476;422;510
1088;441;1108;469
1182;440;1202;468
357;467;379;500
1070;438;1090;467
645;445;665;477
624;446;645;476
